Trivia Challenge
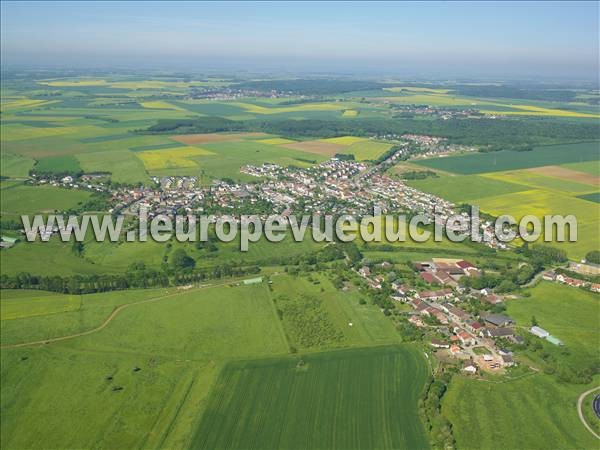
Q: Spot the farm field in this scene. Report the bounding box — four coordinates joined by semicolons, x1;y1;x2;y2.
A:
191;345;429;450
405;174;530;203
414;142;600;175
0;275;411;449
34;155;81;174
77;150;149;184
407;150;599;259
472;189;598;259
443;373;599;450
137;146;215;171
192;140;326;181
562;161;600;177
0;182;91;218
1;153;36;178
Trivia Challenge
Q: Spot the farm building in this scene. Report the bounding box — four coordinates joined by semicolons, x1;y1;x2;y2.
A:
546;335;564;346
530;326;549;338
243;277;263;285
483;314;514;327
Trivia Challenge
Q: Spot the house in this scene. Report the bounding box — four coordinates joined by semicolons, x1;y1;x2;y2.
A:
542;271;557;281
408;315;425;327
483;294;503;305
501;354;515;367
380;261;393;269
449;345;462;355
530;326;549;338
430;339;450;349
462;360;477;374
483;314;514;328
358;266;371;278
420;272;438;284
456;260;475;270
392;281;409;296
435;270;455;285
430;309;449;324
481;327;514;338
591;283;600;293
508;335;525;345
467;321;483;334
418;289;453;301
457;329;477;346
445;304;471;323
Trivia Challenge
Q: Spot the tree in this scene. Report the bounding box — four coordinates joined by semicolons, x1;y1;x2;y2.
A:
585;250;600;264
170;249;195;271
71;241;84;257
496;279;517;293
531;316;538;327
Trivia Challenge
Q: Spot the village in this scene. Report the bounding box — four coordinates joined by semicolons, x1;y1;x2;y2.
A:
22;133;507;251
354;255;598;376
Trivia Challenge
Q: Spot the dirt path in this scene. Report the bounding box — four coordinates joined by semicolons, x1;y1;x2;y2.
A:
0;280;235;350
577;386;600;440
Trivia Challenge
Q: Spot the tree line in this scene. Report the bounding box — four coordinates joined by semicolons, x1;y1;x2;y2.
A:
138;116;600;149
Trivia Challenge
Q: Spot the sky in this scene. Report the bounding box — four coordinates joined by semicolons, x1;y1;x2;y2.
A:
1;1;598;80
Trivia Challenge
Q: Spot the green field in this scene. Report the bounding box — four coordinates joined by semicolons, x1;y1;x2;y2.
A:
270;273;401;350
0;275;416;449
414;142;600;175
34;155;81;173
193;140;326;181
0;183;91;218
192;345;429;450
77;150;149;184
507;282;600;369
406;174;530;203
443;373;599;450
562;161;600;176
0;153;35;178
578;192;600;203
406;161;599;259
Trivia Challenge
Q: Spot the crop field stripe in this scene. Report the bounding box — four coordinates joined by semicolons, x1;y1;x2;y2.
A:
190;345;429;449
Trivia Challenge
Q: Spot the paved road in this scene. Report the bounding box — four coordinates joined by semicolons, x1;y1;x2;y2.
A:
0;280;237;349
577;386;600;440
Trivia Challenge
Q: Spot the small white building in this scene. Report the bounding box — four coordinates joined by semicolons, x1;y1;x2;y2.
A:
530;326;549;339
